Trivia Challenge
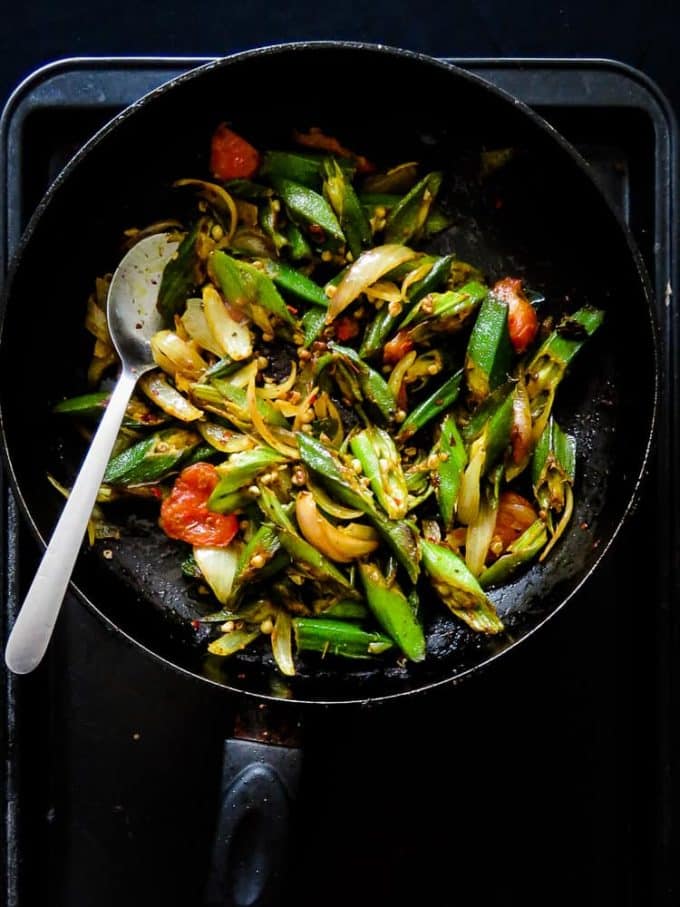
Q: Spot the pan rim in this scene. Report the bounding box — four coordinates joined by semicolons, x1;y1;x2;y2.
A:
0;41;660;706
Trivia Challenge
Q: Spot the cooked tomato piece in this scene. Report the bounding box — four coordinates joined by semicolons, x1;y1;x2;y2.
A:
383;330;414;365
335;315;360;341
493;277;539;354
210;124;260;181
489;490;538;558
159;462;239;548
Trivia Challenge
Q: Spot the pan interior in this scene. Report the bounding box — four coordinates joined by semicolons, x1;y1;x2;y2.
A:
0;45;656;703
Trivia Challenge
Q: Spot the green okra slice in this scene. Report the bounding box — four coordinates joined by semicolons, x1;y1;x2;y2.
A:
261;259;329;307
479;519;548;588
53;391;168;430
420;538;504;634
325;342;397;422
273;178;345;243
285;222;313;261
102;427;200;486
319;599;370;620
259;198;289;253
531;416;576;560
207;447;288;511
260;150;354;189
464;294;513;403
209;250;294;325
208;379;288;428
395;368;464;443
292;618;394;659
296;432;420;581
157;220;205;325
301;306;327;347
433;412;467;529
349;426;408;520
526;305;604;442
323;158;372;259
402;282;487;345
384;172;443;245
358;562;426;662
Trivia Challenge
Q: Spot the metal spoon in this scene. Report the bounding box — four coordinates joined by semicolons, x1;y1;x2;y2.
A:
5;233;179;674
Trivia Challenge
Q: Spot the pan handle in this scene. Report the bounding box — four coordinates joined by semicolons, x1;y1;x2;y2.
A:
204;737;302;907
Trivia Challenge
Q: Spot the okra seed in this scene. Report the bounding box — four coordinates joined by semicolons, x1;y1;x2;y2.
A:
259;472;273;485
257;356;269;369
260;618;274;635
272;200;281;213
388;301;403;317
325;285;337;298
262;332;274;343
156;442;170;453
298;348;311;361
379;458;389;472
405;446;417;457
250;554;266;569
427;364;439;375
211;224;224;241
351;458;363;473
321;251;333;262
292;332;304;345
221;620;236;633
247;485;260;496
375;206;386;218
301;409;315;423
395;409;407;423
301;424;313;434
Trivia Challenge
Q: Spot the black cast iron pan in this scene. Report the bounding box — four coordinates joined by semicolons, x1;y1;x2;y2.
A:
0;43;658;904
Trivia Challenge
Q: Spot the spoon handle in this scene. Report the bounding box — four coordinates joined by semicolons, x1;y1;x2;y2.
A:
5;369;138;674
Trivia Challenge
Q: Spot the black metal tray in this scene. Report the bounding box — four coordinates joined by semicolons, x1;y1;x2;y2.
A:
2;57;678;907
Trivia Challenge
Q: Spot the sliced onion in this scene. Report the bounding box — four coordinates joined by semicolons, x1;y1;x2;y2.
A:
181;298;224;357
151;330;207;380
400;260;434;301
174;178;238;243
228;360;259;389
312;392;344;447
138;370;203;422
203;285;253;361
364;280;402;304
326;244;417;323
271;610;296;677
457;436;485;526
387;349;417;396
85;295;111;343
247;374;298;459
295;492;378;563
194;545;240;605
465;493;499;577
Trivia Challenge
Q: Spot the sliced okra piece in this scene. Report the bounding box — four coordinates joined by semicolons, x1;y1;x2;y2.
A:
384;172;443;245
401;281;488;345
53;391;168;430
420;538;504;634
285;222;313;261
325;342;397;422
157;219;206;325
320;599;370;620
323;158;372;259
207;447;288;511
259;197;288;253
395;368;464;443
526;306;604;441
261;259;329;307
260;150;353;189
301;306;327;347
296;432;420;582
273;178;345;244
531;416;576;560
358;562;426;662
292;618;394;659
433;412;467;529
464;293;513;403
103;427;200;486
208;250;294;326
479;519;548;588
349;426;408;520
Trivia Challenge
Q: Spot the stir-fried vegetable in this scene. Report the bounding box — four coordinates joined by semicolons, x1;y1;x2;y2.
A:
61;123;604;677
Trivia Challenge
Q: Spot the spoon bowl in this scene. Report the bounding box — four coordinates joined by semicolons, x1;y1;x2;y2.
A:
4;233;178;675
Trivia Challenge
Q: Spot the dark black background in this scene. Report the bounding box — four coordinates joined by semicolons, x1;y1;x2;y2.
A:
1;4;678;907
0;0;677;118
